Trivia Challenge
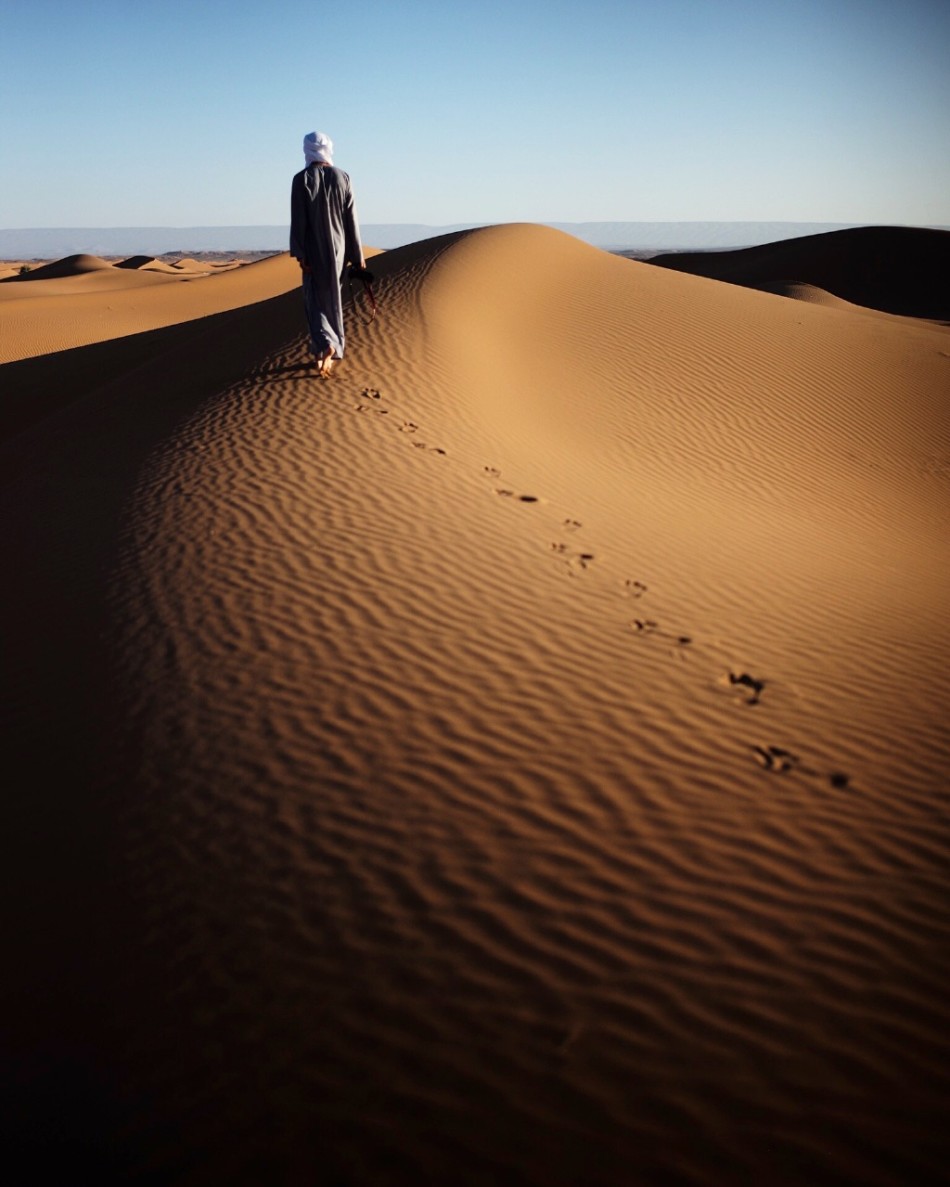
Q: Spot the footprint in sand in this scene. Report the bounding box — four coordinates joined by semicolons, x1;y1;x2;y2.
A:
752;746;849;788
493;488;542;503
752;745;799;773
357;389;387;413
630;619;693;648
484;468;540;503
728;671;765;705
551;544;596;572
623;579;648;599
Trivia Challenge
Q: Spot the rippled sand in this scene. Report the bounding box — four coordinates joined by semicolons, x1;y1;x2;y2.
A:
2;225;949;1185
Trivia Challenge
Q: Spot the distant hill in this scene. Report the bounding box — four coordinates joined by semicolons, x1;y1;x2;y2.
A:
4;221;933;258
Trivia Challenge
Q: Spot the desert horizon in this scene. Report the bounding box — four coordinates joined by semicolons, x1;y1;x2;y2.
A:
2;221;948;1184
8;218;950;260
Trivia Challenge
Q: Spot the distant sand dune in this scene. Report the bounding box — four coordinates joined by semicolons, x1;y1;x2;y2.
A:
1;224;948;1185
115;254;159;269
13;251;115;279
648;225;950;320
0;252;300;362
114;255;188;274
171;256;212;271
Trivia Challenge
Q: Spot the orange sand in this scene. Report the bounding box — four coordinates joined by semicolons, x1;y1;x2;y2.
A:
1;224;948;1185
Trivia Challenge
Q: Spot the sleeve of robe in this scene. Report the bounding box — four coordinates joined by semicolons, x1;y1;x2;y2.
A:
341;174;364;269
289;171;308;263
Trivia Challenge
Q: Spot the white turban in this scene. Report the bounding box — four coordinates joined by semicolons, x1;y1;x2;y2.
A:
304;131;333;165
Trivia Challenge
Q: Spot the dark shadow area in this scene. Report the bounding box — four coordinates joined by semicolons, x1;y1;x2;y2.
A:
0;289;302;1182
114;255;158;269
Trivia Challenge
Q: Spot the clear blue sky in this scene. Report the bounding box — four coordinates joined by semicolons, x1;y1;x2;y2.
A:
1;0;947;228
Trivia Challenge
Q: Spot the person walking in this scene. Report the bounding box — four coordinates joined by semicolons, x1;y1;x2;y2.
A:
290;131;366;377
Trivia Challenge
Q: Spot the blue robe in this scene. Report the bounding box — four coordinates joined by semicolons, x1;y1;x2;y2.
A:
290;164;363;359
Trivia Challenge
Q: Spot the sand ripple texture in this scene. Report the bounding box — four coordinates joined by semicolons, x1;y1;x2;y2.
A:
2;225;949;1185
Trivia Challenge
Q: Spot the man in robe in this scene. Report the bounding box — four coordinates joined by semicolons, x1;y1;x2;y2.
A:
290;131;366;377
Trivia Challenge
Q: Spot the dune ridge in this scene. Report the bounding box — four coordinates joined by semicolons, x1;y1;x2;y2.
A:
1;224;948;1185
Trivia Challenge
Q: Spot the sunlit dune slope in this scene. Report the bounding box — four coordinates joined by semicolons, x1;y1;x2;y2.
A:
0;252;301;361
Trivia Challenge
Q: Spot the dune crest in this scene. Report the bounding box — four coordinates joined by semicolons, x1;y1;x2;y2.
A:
1;224;948;1184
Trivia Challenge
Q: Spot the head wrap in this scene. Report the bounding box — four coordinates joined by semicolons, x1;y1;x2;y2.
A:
304;131;333;166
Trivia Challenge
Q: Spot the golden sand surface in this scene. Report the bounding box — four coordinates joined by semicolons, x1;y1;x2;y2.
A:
1;224;948;1185
0;252;301;362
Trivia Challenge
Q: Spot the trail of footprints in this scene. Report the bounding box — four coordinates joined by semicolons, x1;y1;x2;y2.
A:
345;380;850;791
356;389;448;454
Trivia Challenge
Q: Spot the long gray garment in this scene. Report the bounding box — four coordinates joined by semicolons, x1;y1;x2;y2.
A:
289;164;363;358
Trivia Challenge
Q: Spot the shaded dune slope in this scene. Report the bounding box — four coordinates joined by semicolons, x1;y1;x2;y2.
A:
1;225;948;1185
115;255;161;269
648;225;950;320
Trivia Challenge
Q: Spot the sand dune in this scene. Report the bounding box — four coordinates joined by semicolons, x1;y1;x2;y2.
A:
115;254;160;269
115;255;184;273
1;224;948;1185
113;255;242;274
648;225;950;321
171;256;214;271
15;251;116;278
0;252;300;362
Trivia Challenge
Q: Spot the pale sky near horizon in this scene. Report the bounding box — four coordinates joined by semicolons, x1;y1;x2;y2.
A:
1;0;948;229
